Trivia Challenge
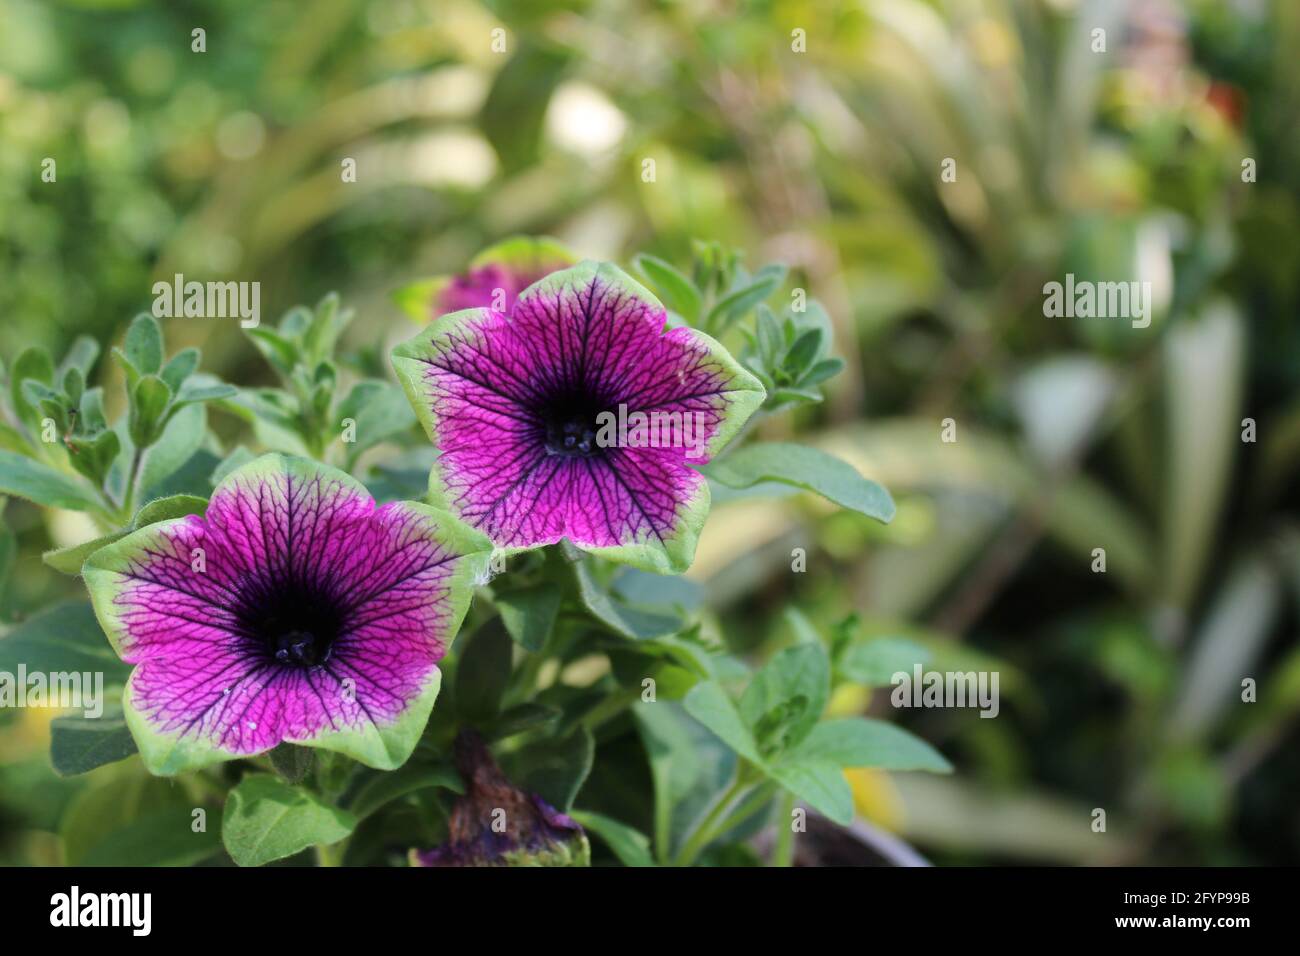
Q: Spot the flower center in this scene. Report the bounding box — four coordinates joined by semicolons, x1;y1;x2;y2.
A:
545;418;599;458
541;396;606;459
272;629;330;667
237;581;345;670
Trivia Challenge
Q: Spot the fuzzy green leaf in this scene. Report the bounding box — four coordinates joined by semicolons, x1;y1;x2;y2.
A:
703;442;895;523
222;774;356;867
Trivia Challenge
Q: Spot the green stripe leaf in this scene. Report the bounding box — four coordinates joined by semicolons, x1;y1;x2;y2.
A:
703;442;895;522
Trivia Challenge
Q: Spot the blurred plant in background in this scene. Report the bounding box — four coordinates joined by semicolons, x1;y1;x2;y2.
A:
1;0;1297;865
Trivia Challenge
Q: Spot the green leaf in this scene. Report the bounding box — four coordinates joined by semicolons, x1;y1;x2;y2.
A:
480;42;570;173
783;328;823;377
61;774;179;865
173;381;238;407
765;386;823;410
43;532;124;575
23;379;67;427
348;760;463;821
769;758;854;826
571;559;683;640
246;327;299;374
302;293;351;368
143;448;220;500
0;422;29;454
612;567;704;611
738;643;830;755
756;305;783;362
0;512;15;605
49;707;138;776
66;427;120;486
138;402;206;496
217;389;311;456
1170;553;1282;741
707;272;782;331
683;681;763;765
633;254;702;323
62;366;85;407
81;806;222;866
133;493;207;527
487;702;561;739
111;347;140;390
211;446;256;486
269;743;315;784
789;718;951;773
58;335;101;379
278;304;313;339
801;357;845;387
703;442;895;522
510;725;594;813
839;637;932;687
1163;304;1243;605
129;374;172;447
635;700;739;863
570;810;656;867
221;773;357;867
455;617;513;723
160;347;200;393
0;603;130;686
334;380;415;465
79;386;107;431
495;584;562;652
10;346;55;432
783;606;823;645
123;314;164;375
0;450;102;511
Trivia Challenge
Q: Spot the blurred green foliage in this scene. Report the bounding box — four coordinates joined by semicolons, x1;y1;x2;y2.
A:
2;0;1299;865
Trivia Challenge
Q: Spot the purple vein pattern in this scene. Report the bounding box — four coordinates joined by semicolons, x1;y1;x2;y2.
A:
84;455;489;773
393;261;765;573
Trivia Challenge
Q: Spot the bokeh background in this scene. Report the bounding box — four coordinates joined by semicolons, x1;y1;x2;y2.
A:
2;0;1298;865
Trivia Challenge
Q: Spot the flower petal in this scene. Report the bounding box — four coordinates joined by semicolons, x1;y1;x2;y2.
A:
510;263;765;461
392;261;764;573
84;454;491;774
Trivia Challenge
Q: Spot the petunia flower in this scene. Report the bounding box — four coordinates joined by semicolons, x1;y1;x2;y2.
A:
391;260;765;574
83;454;492;775
411;730;589;867
395;235;577;320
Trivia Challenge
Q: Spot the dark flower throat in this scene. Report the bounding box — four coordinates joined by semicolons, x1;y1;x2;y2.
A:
238;579;346;669
541;394;607;460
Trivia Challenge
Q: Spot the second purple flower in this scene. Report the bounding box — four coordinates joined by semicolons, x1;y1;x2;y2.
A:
392;260;764;573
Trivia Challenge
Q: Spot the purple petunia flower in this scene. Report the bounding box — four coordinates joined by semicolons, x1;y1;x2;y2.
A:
411;730;590;867
83;454;492;775
396;235;577;320
391;260;765;574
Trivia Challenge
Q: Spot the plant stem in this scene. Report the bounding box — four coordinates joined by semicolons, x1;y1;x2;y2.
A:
771;791;797;866
315;840;346;867
676;780;748;868
122;445;144;518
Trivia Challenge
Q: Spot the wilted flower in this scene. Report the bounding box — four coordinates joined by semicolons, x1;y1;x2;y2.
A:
83;454;491;775
411;730;589;867
396;235;577;320
392;260;765;574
